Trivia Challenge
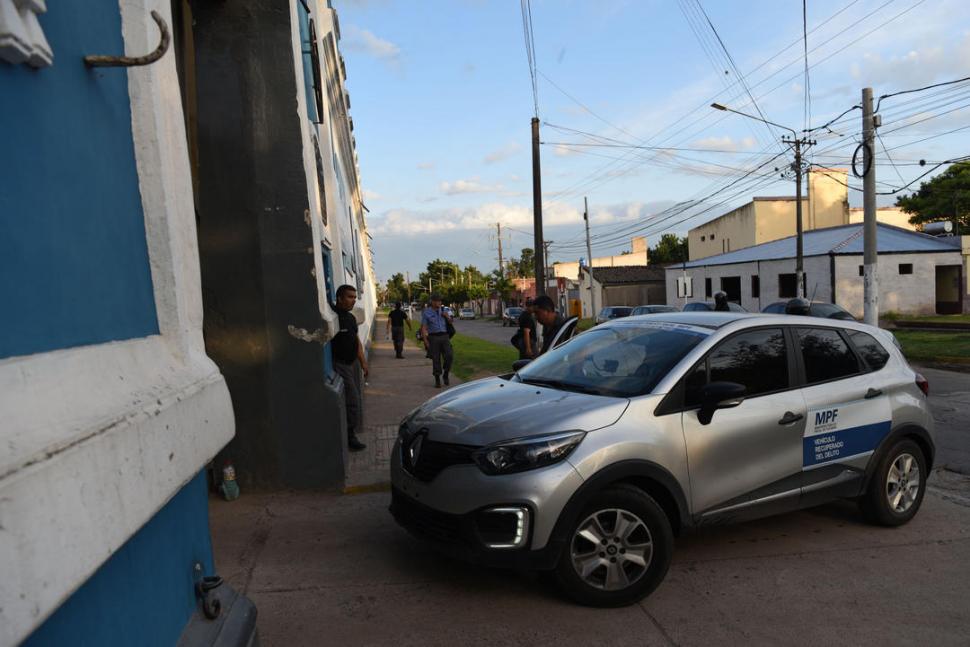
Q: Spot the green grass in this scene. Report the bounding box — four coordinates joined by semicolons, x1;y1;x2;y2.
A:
893;329;970;364
411;333;518;380
576;317;595;332
891;313;970;324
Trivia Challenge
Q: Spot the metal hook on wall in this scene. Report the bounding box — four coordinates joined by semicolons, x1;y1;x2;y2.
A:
84;10;170;68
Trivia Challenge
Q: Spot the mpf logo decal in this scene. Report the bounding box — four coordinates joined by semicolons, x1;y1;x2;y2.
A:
814;408;839;432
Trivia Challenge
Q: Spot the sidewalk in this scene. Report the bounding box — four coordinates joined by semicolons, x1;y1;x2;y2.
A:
345;313;461;489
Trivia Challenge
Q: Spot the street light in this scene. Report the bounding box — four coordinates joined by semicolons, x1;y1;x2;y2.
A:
711;103;814;297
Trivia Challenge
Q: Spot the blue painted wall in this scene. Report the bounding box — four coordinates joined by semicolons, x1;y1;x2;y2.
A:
24;471;215;647
0;4;159;359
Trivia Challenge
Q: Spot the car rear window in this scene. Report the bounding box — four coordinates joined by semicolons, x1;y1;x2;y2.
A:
796;328;861;385
847;330;891;371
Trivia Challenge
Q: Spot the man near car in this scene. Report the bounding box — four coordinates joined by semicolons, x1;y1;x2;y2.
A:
714;291;730;311
332;284;368;452
533;295;566;355
517;299;538;359
386;301;412;359
421;293;454;388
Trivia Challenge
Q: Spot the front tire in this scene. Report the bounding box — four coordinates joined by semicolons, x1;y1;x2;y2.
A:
554;484;673;607
860;439;927;526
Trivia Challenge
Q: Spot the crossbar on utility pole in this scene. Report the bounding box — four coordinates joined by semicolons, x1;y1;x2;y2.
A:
862;87;879;325
532;117;546;296
782;136;813;298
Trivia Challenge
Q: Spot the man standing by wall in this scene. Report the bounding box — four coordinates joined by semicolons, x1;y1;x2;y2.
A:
333;285;368;451
420;293;454;388
534;295;566;355
386;302;412;359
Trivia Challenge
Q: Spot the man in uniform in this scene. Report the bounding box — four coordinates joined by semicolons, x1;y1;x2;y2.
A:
420;293;453;388
333;284;368;452
386;302;412;358
533;295;566;356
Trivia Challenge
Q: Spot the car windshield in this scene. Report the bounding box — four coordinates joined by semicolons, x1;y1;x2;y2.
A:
516;322;708;397
683;302;709;311
811;303;854;320
611;307;633;317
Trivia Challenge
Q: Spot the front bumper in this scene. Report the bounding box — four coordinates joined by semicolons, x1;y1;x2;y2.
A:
389;487;562;570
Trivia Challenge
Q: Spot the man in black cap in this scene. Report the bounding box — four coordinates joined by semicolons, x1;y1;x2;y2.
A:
332;284;367;452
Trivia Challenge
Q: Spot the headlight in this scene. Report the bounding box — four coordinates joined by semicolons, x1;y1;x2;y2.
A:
472;430;586;475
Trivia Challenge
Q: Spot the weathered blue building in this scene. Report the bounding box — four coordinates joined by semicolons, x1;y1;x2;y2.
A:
1;2;250;645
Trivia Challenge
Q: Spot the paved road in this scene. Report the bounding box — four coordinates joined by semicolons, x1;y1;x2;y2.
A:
453;316;519;346
212;484;970;646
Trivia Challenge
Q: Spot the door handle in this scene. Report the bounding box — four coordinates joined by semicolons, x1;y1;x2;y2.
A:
865;388;883;399
778;411;803;425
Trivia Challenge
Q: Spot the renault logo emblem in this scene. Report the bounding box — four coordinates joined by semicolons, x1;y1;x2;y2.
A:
408;434;424;465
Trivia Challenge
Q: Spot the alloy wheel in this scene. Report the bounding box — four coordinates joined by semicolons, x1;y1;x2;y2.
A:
570;508;653;591
886;452;921;514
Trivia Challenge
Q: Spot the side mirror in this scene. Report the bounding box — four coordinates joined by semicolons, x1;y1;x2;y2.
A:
512;359;532;372
697;381;746;425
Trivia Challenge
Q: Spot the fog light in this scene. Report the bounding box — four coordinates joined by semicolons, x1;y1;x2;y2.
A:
478;506;530;549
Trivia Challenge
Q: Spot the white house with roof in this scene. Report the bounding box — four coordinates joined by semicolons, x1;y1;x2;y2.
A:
666;224;967;318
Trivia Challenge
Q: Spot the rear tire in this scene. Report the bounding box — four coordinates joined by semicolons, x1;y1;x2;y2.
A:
860;439;926;527
554;484;673;607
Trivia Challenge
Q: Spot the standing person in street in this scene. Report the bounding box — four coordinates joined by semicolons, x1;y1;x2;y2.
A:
421;293;454;388
333;284;368;452
386;302;411;359
534;295;566;356
517;299;538;359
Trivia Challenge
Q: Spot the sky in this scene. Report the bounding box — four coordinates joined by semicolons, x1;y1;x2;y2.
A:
332;0;970;285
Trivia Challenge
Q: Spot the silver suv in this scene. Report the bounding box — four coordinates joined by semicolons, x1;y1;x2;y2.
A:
390;313;934;606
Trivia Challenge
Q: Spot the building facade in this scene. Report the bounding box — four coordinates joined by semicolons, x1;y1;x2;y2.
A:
553;236;649;281
579;266;667;316
180;0;376;489
1;3;244;645
667;224;967;317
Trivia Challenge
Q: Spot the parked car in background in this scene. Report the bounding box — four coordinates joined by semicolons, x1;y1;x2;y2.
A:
631;305;679;316
503;307;524;327
683;301;747;313
761;301;857;320
594;306;634;325
443;306;454;317
459;307;476;320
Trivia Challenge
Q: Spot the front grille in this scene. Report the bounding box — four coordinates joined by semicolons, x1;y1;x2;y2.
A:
403;439;477;482
391;488;466;546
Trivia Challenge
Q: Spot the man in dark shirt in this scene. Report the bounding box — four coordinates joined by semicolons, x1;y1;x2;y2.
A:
517;299;538;359
533;295;566;355
332;284;368;452
385;302;411;358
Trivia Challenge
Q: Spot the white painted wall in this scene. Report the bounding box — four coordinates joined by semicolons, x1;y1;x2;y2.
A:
834;252;963;318
0;4;234;644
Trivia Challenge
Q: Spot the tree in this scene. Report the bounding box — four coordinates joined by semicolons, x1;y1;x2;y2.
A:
649;234;689;265
468;284;488;315
896;161;970;230
384;272;408;304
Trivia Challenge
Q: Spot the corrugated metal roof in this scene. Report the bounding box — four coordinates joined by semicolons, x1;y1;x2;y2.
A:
681;223;960;268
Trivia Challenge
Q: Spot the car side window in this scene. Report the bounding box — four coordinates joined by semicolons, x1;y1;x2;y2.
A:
797;328;861;384
683;361;707;407
707;328;788;398
846;330;890;371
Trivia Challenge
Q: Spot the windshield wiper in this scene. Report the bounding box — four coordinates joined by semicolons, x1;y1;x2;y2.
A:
520;377;603;396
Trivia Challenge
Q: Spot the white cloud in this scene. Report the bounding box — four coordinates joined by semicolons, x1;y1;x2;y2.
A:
343;25;401;64
439;178;504;195
416;161;435;170
554;144;577;157
691;136;756;152
361;188;381;202
483;142;522;164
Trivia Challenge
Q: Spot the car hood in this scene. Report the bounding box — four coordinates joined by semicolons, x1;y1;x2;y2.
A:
406;377;629;446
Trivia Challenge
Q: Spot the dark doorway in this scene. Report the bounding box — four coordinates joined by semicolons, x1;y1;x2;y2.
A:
936;265;962;314
720;276;741;303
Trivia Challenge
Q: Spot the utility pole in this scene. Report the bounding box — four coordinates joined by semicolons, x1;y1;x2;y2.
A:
496;222;504;279
584;196;596;318
862;87;879;325
406;271;411;303
532;117;546;296
781;135;814;298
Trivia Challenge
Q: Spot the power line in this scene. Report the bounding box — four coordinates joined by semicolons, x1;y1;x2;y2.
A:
875;74;970;112
520;0;539;118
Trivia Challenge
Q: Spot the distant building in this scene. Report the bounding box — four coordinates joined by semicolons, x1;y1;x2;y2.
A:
848;206;916;230
579;266;667;317
666;224;968;317
554;236;649;281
